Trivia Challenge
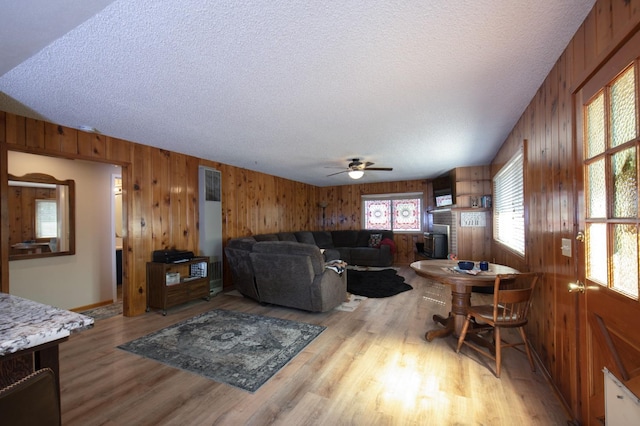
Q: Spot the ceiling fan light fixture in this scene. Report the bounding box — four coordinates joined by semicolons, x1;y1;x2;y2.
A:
348;170;364;179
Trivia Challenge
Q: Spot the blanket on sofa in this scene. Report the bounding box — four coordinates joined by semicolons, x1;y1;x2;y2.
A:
325;259;347;275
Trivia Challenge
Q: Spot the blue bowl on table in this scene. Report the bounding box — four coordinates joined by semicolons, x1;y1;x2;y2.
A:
457;261;475;270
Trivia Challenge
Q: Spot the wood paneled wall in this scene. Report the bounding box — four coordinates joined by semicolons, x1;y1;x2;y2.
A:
0;113;317;317
491;0;640;416
2;2;636;417
0;111;427;318
452;166;492;261
316;180;428;265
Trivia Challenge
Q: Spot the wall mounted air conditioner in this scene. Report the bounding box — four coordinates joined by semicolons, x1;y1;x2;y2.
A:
198;166;223;296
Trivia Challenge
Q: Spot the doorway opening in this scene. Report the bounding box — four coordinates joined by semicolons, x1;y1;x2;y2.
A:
112;173;123;303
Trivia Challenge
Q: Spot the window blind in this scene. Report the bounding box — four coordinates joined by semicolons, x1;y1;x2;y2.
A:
493;149;525;255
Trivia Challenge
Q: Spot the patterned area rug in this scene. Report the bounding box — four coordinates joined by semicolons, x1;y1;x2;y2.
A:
118;309;325;392
80;302;122;320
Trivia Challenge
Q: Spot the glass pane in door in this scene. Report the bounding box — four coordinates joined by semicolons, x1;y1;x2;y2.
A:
588;159;607;218
587;223;608;285
612;148;638;218
611;224;639;298
611;66;637;148
587;92;605;157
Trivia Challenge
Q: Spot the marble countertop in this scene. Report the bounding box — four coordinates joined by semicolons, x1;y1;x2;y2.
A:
0;293;94;356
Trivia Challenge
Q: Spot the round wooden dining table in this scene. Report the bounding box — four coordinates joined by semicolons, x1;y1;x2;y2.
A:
410;259;520;341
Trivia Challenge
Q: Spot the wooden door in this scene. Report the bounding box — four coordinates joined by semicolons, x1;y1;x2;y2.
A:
574;29;640;425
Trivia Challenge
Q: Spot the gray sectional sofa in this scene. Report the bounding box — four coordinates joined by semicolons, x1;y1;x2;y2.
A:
224;230;394;312
252;230;395;267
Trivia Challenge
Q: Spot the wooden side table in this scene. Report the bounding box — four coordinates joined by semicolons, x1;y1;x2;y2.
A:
146;257;211;315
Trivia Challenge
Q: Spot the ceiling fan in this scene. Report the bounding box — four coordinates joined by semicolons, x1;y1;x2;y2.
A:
327;158;393;179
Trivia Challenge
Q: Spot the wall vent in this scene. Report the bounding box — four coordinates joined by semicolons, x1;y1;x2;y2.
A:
209;257;223;295
204;168;221;201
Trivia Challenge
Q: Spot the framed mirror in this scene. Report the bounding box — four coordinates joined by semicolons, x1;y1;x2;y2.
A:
8;173;75;260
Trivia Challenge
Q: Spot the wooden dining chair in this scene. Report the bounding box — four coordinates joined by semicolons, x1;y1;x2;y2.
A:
0;367;61;425
456;272;540;378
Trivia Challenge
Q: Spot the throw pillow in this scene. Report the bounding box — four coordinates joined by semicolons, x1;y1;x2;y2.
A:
368;233;382;248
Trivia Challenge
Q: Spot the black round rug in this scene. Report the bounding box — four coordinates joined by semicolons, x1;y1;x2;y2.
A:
346;268;413;298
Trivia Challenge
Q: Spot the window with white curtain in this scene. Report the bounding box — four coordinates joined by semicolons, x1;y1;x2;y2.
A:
362;193;423;232
493;148;525;255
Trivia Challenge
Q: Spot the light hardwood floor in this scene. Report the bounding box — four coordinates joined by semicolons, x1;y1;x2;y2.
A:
60;266;571;425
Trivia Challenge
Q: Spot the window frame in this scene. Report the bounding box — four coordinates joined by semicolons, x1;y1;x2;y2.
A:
582;61;639;299
493;145;526;256
35;198;58;239
361;192;423;233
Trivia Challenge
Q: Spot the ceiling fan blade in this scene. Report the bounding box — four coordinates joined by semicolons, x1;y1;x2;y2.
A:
327;159;391;177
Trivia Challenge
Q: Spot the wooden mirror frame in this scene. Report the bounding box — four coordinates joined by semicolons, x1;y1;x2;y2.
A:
8;173;76;261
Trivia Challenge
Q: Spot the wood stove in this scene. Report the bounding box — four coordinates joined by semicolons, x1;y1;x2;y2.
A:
423;232;447;259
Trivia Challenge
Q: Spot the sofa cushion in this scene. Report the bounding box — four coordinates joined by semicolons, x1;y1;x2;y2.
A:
226;237;257;251
350;247;385;264
331;230;359;247
294;231;316;245
252;241;324;274
312;231;334;249
254;234;278;242
336;248;352;264
322;248;341;262
277;232;298;242
356;230;372;247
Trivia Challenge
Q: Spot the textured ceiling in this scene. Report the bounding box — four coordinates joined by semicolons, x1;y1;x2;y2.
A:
0;1;595;187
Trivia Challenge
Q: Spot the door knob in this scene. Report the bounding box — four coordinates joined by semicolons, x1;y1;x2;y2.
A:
568;281;585;293
576;231;585;242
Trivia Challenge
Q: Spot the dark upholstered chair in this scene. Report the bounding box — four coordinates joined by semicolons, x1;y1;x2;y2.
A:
456;272;540;378
0;368;61;425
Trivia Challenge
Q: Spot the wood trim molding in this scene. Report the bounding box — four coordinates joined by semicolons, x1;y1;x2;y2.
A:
0;141;8;292
571;18;640;94
590;313;630;381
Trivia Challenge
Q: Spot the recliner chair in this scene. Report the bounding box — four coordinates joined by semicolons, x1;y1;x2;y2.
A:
224;238;260;301
249;241;347;312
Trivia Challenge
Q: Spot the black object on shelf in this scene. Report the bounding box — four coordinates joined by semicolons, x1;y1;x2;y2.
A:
152;249;194;264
